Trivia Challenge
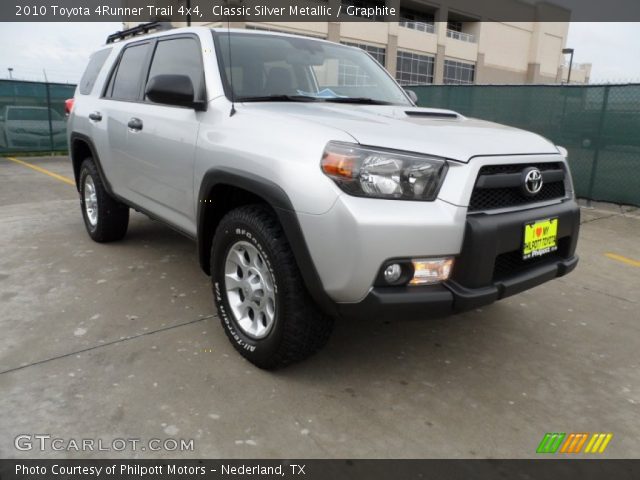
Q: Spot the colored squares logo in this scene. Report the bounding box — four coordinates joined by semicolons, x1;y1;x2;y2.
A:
584;433;614;453
559;433;589;453
536;433;565;453
537;433;613;454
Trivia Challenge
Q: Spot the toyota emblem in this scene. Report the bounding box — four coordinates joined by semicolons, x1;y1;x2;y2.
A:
522;167;543;196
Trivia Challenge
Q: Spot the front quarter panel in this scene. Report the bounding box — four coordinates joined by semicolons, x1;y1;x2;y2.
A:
193;99;354;216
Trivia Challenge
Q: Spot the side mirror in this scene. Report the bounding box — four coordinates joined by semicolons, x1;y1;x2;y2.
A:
145;74;204;110
404;89;418;104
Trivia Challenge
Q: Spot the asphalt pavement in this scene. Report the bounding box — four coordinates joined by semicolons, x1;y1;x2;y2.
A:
1;156;638;458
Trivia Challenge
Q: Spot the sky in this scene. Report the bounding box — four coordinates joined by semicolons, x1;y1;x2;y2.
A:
0;22;639;84
567;23;640;82
0;23;121;84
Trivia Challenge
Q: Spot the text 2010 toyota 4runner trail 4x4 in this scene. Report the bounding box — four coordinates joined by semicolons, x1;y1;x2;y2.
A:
67;25;580;369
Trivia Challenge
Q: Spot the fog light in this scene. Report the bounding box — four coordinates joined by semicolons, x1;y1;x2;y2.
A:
409;257;454;285
384;263;402;283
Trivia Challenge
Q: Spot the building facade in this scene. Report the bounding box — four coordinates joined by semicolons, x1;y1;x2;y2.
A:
126;0;592;85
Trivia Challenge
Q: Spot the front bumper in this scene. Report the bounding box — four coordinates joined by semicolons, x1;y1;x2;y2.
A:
297;195;467;302
338;199;580;320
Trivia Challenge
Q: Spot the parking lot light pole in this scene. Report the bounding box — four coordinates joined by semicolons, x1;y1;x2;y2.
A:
562;48;574;84
7;67;13;79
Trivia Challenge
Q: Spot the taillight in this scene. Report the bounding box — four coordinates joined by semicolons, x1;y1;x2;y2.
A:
65;98;75;116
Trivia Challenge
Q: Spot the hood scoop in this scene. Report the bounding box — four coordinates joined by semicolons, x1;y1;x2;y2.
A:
404;110;459;119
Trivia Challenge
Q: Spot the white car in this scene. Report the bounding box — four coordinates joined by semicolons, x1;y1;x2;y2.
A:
67;24;580;368
2;106;66;150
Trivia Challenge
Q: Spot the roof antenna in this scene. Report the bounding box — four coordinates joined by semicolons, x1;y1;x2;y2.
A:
226;2;236;117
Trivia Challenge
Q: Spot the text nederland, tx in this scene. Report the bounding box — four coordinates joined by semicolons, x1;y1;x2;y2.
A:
15;463;307;476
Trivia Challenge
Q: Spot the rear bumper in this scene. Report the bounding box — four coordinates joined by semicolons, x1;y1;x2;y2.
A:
338;200;580;320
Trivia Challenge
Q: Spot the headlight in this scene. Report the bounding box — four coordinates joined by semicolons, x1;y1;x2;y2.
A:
321;141;447;201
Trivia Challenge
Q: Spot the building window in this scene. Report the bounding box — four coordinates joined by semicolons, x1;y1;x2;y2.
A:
341;0;386;21
245;25;281;33
341;42;386;66
395;51;434;85
337;61;374;86
445;20;476;43
443;59;475;84
337;42;386;86
245;25;325;39
399;8;435;34
447;21;463;32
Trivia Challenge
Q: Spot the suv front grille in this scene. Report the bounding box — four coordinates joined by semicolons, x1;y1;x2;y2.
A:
469;162;566;212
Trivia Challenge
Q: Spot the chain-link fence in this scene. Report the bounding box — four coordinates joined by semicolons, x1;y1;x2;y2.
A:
410;84;640;206
2;79;638;206
0;79;76;155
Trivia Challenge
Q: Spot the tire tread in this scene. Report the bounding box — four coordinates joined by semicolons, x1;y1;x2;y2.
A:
213;205;333;369
79;158;129;242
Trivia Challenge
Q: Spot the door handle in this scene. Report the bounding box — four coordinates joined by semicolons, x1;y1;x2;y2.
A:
128;118;143;131
88;111;102;122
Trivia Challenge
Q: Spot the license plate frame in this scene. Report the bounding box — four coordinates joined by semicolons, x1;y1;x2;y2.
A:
523;217;559;260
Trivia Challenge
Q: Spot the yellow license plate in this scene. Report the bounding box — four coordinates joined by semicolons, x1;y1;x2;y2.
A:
523;218;558;260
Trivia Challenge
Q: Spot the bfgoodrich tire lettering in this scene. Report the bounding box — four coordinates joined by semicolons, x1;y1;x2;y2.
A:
79;158;129;242
211;205;333;369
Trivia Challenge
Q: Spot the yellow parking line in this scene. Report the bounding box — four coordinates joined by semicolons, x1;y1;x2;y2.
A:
605;253;640;268
4;156;75;186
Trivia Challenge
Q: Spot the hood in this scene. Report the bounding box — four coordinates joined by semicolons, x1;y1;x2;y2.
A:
241;103;559;162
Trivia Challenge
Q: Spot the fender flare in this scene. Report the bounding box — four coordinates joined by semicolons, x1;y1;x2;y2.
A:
69;132;112;193
197;167;338;316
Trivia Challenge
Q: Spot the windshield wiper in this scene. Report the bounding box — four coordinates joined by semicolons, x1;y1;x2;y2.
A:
236;95;394;105
236;95;321;103
322;97;394;105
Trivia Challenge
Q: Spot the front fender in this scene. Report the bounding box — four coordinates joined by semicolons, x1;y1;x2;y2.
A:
197;167;338;316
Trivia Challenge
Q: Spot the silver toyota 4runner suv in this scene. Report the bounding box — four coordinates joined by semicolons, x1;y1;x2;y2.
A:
68;25;580;369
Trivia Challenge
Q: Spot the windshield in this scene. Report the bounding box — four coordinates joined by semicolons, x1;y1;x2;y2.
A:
7;108;62;121
215;32;411;105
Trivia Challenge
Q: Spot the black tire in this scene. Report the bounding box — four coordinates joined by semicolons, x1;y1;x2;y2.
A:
79;158;129;242
211;204;333;369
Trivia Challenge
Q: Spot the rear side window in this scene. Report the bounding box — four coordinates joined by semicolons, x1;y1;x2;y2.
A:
108;43;151;101
79;48;111;95
146;37;205;102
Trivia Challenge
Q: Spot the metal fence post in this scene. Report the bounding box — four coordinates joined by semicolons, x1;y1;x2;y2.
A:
585;85;610;207
44;81;54;155
558;85;569;144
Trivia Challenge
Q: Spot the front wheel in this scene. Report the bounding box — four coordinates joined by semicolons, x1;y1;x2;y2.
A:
211;205;333;369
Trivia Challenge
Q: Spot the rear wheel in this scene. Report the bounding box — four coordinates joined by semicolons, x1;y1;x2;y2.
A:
79;158;129;242
211;205;333;369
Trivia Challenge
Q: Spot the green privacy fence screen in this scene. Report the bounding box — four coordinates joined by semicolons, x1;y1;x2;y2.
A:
0;80;76;155
410;84;640;206
2;80;639;206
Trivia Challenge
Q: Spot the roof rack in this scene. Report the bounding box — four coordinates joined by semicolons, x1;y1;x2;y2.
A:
106;21;170;44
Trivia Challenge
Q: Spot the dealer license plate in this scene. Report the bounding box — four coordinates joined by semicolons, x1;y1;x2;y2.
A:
523;218;558;260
